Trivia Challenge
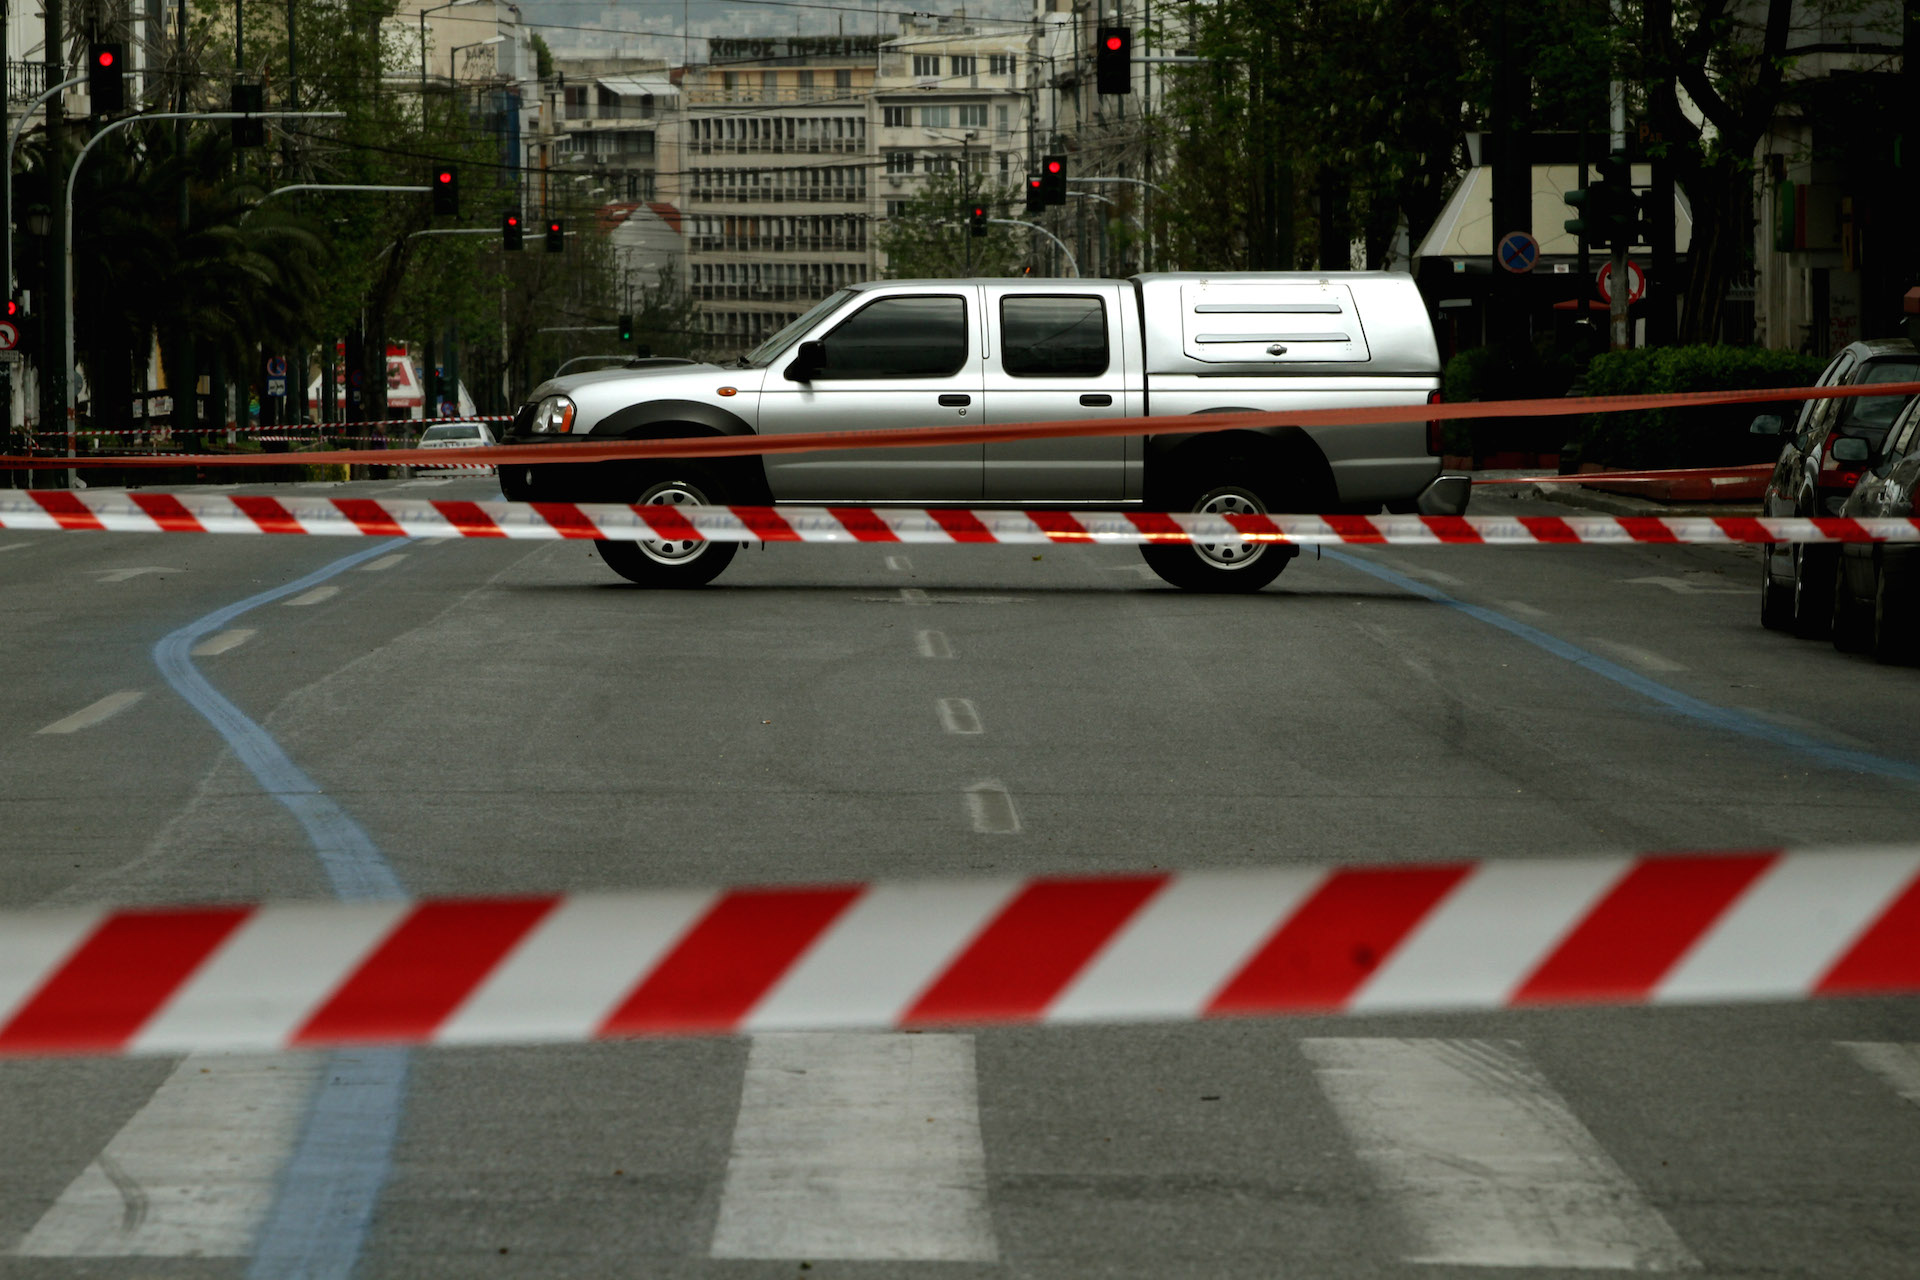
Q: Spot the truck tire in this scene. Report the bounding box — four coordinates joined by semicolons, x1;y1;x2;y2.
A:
594;464;737;588
1139;458;1298;592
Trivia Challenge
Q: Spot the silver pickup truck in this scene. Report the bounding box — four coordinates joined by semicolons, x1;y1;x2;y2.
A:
500;272;1465;591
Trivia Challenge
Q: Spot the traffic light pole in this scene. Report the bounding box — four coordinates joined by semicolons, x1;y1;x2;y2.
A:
988;218;1078;278
62;110;343;446
4;73;84;305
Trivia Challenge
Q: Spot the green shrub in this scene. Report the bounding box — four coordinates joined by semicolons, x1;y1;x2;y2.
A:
1441;341;1586;458
1575;345;1826;470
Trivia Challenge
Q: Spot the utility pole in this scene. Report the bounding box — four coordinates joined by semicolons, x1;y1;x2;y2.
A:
1608;0;1629;351
44;0;67;471
2;0;13;468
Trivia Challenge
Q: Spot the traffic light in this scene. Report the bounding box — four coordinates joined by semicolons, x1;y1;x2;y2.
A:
969;204;988;237
432;167;459;216
231;83;264;148
1039;155;1067;205
5;298;22;320
502;210;523;250
618;313;634;342
1025;175;1045;214
545;218;565;252
89;43;124;114
1096;27;1131;95
1561;180;1608;245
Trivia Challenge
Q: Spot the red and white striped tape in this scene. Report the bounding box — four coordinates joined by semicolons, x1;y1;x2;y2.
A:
1;849;1914;1057
2;490;1917;545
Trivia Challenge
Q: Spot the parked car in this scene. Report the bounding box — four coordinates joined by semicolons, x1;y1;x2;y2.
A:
497;274;1462;590
1754;338;1920;636
1830;395;1920;663
411;420;497;472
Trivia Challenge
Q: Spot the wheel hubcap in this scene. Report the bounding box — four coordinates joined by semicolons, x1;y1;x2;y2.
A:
634;481;711;564
1191;488;1268;569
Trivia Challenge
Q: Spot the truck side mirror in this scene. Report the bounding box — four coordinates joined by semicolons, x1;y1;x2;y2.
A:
784;340;824;383
1749;414;1784;436
1831;436;1871;464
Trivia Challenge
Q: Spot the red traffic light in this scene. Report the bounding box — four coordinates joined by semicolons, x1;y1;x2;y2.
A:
548;221;561;233
4;300;17;318
972;206;985;217
1105;35;1122;50
96;48;115;67
1046;160;1062;174
437;171;453;185
506;215;519;227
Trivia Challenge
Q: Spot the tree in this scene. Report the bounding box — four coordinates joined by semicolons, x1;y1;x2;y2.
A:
877;171;1028;278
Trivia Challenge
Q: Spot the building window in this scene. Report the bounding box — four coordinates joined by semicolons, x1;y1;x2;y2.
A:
564;85;587;119
989;53;1015;76
835;69;852;89
886;199;909;219
722;72;739;92
797;70;814;90
762;70;778;97
950;55;976;77
996;105;1010;136
912;54;940;77
885;150;916;174
997;151;1009;176
921;105;950;128
883;106;908;128
957;104;987;128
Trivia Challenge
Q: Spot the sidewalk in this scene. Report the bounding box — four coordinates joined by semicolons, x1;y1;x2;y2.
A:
1470;469;1763;519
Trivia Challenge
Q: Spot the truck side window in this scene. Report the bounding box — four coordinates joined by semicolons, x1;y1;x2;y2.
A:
1000;296;1108;377
818;295;969;379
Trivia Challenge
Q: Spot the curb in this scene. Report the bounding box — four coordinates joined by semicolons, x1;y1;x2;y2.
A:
1505;481;1762;520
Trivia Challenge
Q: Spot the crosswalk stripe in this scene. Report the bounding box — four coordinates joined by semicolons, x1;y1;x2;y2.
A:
1302;1038;1698;1270
14;1053;325;1257
1837;1042;1920;1109
710;1032;998;1261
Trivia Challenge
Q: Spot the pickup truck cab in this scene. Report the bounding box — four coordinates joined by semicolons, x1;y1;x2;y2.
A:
500;272;1463;591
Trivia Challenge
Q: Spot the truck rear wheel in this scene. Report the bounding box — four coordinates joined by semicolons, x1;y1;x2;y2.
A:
595;466;737;588
1140;466;1297;592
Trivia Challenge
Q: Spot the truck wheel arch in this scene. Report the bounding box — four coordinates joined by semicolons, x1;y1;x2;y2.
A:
1146;414;1336;512
590;401;772;505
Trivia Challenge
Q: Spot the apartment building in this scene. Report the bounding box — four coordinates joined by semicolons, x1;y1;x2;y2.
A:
874;16;1032;221
678;36;883;353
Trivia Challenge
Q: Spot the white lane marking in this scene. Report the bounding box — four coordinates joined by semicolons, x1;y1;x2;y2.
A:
15;1053;326;1257
36;691;144;735
1838;1042;1920;1109
1498;599;1550;618
900;588;931;606
1587;639;1687;673
93;566;183;584
1302;1038;1697;1270
1397;565;1466;587
937;698;983;735
915;630;953;659
710;1033;998;1262
964;781;1020;834
357;553;408;572
189;629;256;657
0;541;33;552
885;554;913;572
282;585;339;608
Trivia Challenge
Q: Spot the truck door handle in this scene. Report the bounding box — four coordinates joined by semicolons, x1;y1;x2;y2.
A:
1079;394;1113;407
938;394;971;407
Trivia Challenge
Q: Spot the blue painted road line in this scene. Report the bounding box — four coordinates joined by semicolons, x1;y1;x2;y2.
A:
151;538;414;1280
1328;549;1920;784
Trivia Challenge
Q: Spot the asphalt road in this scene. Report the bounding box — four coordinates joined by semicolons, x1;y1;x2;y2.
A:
0;474;1916;1278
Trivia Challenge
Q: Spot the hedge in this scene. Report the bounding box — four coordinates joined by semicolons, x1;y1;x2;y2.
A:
1440;341;1585;458
1572;345;1827;470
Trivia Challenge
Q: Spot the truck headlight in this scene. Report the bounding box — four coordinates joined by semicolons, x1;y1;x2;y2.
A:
532;395;577;434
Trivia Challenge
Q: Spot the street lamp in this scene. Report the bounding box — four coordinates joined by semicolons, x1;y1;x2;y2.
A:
450;34;507;87
419;0;486;95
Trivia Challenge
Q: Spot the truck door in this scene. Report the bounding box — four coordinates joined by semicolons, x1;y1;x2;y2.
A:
756;288;984;502
982;284;1131;502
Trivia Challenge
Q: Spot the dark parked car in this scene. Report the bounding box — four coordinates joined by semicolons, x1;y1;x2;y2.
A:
1755;339;1920;636
1830;395;1920;663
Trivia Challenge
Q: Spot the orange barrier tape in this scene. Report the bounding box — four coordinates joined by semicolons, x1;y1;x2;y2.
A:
4;380;1913;472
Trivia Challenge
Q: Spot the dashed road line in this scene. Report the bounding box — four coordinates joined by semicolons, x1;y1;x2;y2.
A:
36;691;144;735
93;567;182;584
900;588;931;606
1838;1042;1920;1109
1587;639;1688;673
15;1054;325;1258
1302;1038;1697;1270
963;781;1020;834
1498;599;1550;618
885;554;914;572
710;1032;997;1262
357;554;408;573
190;629;256;657
0;541;32;552
936;698;983;735
916;630;953;658
283;585;340;608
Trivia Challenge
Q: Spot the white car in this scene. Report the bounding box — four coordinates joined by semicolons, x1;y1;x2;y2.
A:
411;421;498;472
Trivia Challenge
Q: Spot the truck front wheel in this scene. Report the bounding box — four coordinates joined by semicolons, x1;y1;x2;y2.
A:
594;465;738;588
1140;467;1297;592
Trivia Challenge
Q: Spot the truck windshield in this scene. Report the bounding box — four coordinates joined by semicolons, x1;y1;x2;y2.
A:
737;289;853;368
